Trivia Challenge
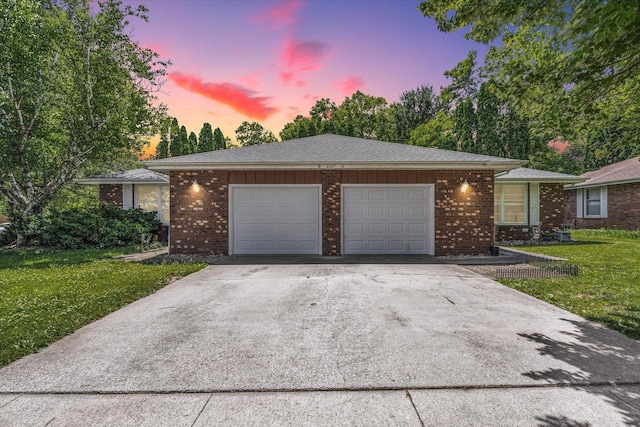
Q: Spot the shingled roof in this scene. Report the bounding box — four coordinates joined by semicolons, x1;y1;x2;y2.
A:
496;167;584;183
76;169;168;185
142;134;526;171
568;157;640;189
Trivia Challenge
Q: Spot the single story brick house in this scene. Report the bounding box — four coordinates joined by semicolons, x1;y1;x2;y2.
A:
84;133;581;256
494;167;585;241
76;168;170;242
564;156;640;230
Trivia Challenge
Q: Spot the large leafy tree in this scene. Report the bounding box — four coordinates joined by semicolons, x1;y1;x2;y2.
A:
408;111;456;150
0;0;167;242
235;121;278;146
279;115;318;141
392;85;441;143
419;0;640;144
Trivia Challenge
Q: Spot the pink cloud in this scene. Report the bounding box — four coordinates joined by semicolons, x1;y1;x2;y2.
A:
333;76;364;96
279;71;295;85
252;0;304;29
282;39;330;71
169;72;279;120
239;72;264;89
278;38;331;86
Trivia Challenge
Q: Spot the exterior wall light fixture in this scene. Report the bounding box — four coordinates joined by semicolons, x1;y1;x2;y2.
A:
461;179;470;193
192;179;200;193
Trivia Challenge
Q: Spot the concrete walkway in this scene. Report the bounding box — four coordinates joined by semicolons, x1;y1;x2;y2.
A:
0;264;638;425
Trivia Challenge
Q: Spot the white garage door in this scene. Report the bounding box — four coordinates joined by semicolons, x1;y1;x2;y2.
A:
342;185;434;254
230;185;321;255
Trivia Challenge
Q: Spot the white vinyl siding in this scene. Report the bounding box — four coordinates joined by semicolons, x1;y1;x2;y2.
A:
495;184;528;225
133;185;170;224
342;185;435;255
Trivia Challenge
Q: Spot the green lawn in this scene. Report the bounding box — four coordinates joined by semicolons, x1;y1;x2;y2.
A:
0;248;206;367
500;229;640;340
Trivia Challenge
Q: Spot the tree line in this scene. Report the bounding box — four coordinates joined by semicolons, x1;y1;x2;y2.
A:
154;118;229;159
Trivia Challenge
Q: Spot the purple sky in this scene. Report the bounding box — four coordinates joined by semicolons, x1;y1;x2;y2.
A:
124;0;486;151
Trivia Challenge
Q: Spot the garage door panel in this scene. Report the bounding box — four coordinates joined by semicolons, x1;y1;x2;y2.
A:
409;190;426;200
409;223;426;234
232;186;320;255
368;190;384;200
343;185;434;255
368;240;384;251
388;240;404;251
368;223;384;234
389;189;405;200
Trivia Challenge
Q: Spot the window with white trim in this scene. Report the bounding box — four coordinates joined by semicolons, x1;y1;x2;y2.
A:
494;184;528;224
134;185;170;224
578;186;607;219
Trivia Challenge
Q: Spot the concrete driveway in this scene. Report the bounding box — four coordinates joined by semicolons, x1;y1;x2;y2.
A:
1;263;639;426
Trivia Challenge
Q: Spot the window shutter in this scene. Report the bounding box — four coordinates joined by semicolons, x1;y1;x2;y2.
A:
123;184;133;210
601;186;608;218
529;183;539;226
576;189;583;218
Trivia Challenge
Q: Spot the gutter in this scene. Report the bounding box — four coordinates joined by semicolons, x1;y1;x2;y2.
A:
140;160;527;172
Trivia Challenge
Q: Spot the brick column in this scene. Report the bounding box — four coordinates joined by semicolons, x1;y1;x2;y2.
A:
322;170;341;255
540;183;564;233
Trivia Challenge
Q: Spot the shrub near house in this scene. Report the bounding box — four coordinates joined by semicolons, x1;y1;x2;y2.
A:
17;205;161;249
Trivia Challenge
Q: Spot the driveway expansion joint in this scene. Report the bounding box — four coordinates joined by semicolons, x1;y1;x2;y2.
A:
3;381;640;396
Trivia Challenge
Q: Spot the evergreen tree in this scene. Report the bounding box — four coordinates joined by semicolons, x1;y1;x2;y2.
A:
156;119;170;159
198;123;214;152
179;126;188;155
187;131;198;154
476;83;502;156
213;127;226;150
454;99;476;153
169;118;181;157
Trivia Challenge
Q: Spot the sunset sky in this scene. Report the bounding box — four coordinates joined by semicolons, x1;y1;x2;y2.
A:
125;0;487;152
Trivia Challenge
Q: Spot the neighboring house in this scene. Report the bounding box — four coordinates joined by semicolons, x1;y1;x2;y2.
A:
494;168;585;241
139;133;552;257
77;169;170;241
564;157;640;230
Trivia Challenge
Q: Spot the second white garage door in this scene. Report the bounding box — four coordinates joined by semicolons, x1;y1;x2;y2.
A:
342;185;435;254
230;185;321;255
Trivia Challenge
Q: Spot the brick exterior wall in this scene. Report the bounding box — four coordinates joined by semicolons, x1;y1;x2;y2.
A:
99;184;123;208
169;171;228;255
433;170;494;255
539;183;564;232
565;182;640;230
168;169;496;256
